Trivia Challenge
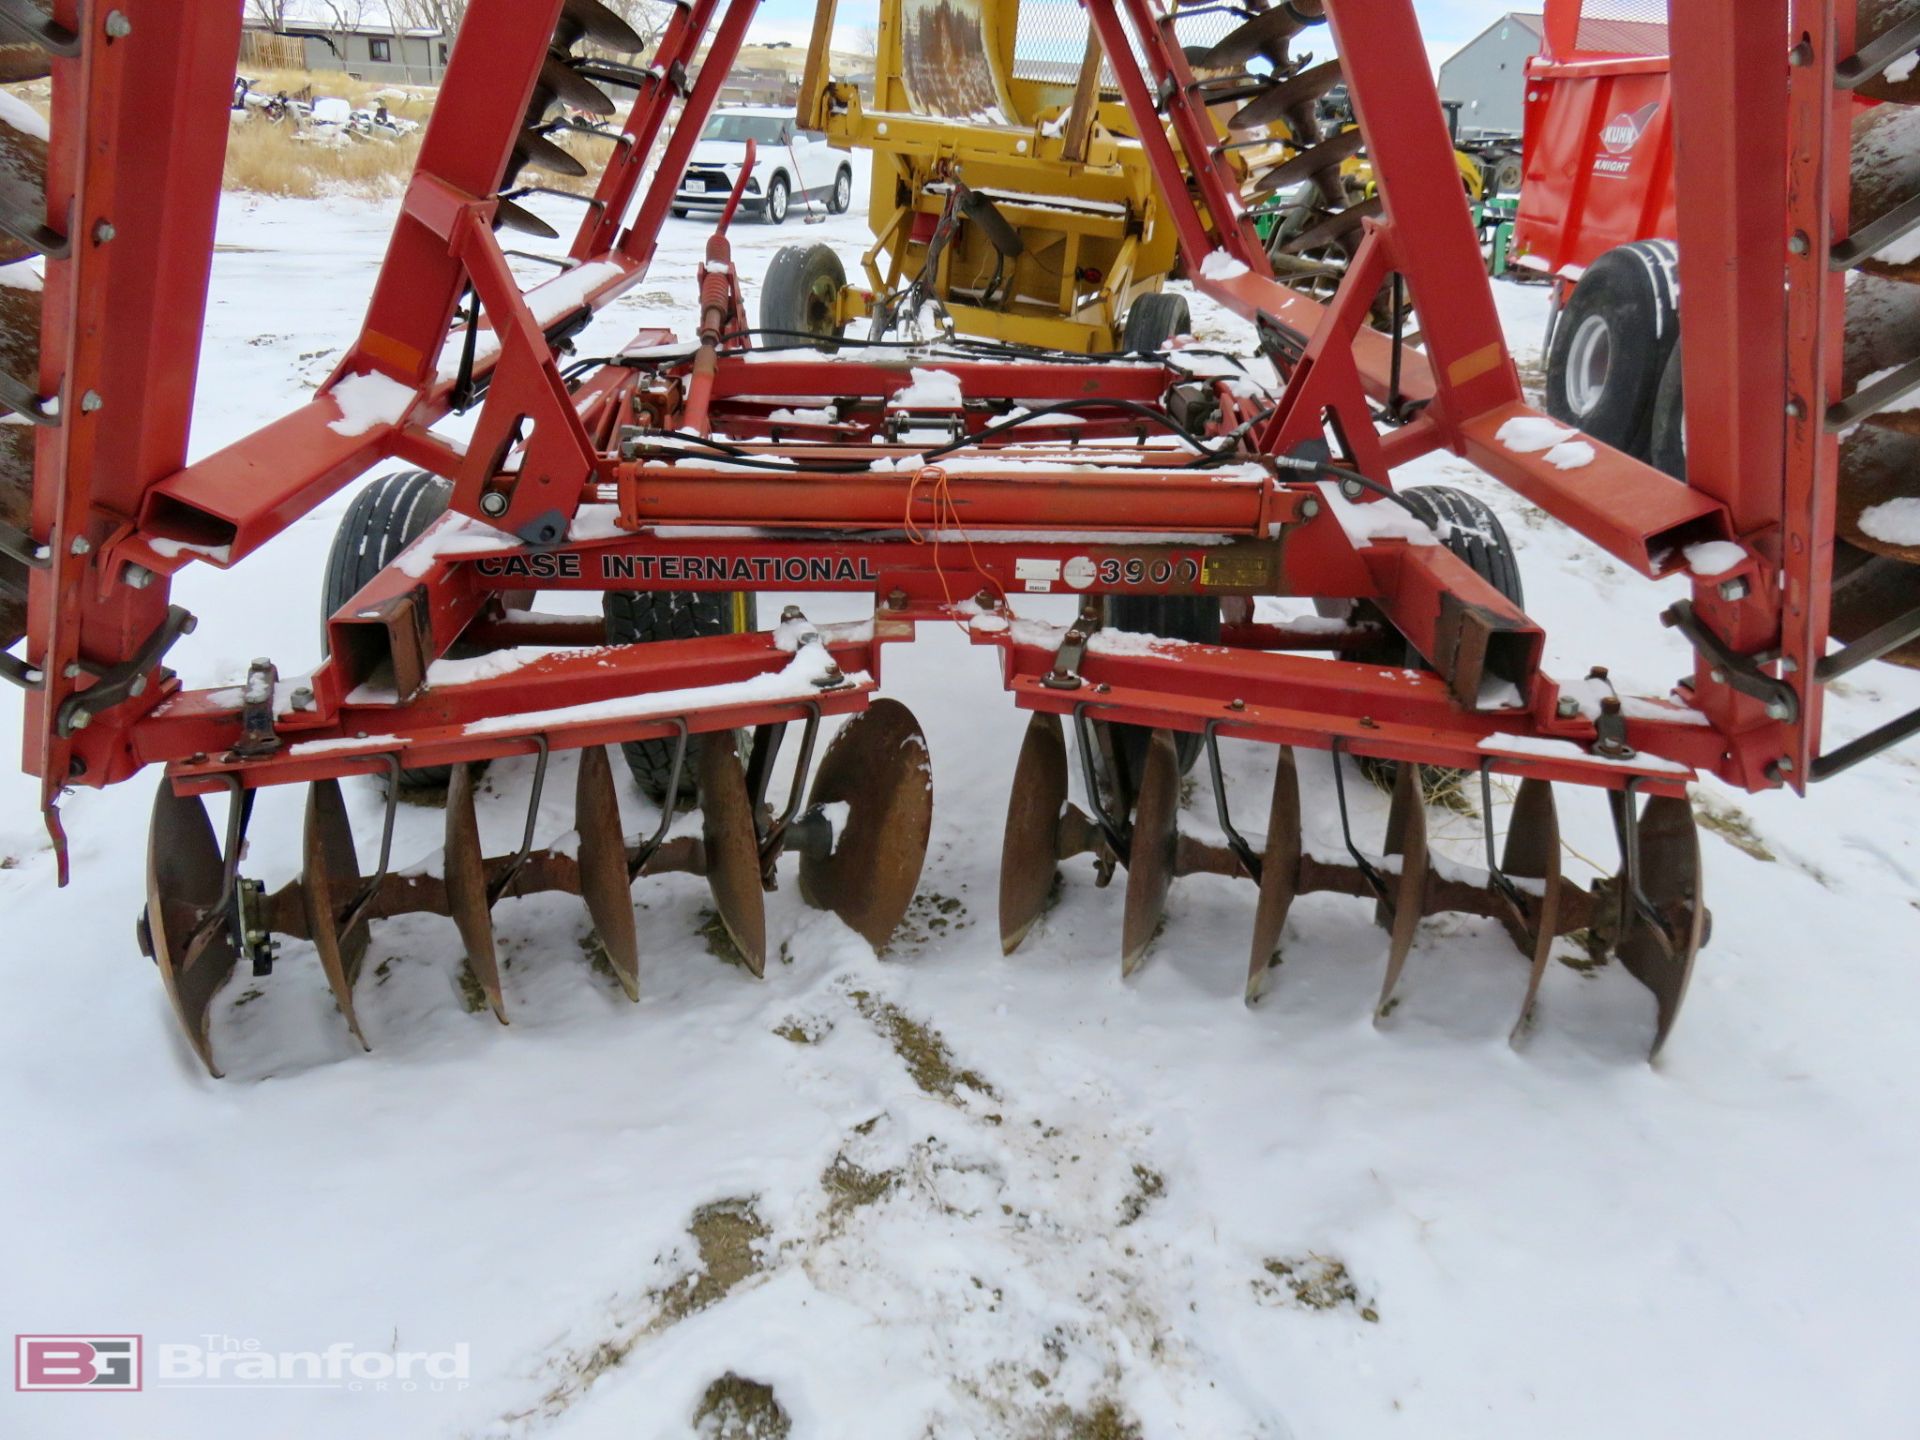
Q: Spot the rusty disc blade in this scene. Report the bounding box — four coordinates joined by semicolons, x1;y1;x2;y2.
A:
511;127;589;181
576;744;639;999
1281;194;1383;256
1838;423;1920;563
1121;730;1181;978
1500;778;1562;1047
1199;7;1310;70
699;734;766;976
1229;58;1346;133
0;45;50;85
1374;763;1430;1024
1831;539;1920;668
800;699;934;951
999;711;1069;955
540;54;617;116
493;194;560;240
1250;125;1368;196
1246;747;1303;1005
446;763;508;1023
0;114;49;266
146;783;238;1078
0;275;38;649
559;0;646;52
1615;794;1707;1061
302;780;371;1050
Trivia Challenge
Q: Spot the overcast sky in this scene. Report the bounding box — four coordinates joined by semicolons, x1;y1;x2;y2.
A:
749;1;1523;73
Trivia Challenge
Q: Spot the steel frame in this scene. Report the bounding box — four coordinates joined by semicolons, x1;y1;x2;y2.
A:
6;0;1869;874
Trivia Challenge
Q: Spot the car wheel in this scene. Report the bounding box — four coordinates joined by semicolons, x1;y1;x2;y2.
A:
830;166;852;214
764;174;789;225
672;206;689;218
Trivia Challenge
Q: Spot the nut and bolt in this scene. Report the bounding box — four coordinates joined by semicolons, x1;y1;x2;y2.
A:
1766;698;1793;721
1228;698;1246;712
69;535;91;556
1785;397;1806;420
1299;497;1321;520
291;687;316;711
93;220;116;244
68;710;91;730
1556;696;1582;719
1717;576;1751;602
80;391;103;413
781;604;805;622
1788;231;1810;256
104;10;132;37
1064;628;1086;645
479;492;509;517
886;589;909;611
1710;666;1729;685
123;564;154;590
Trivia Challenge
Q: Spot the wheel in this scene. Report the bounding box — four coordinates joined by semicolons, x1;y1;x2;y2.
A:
759;243;847;350
763;173;789;225
1120;291;1192;355
1492;152;1524;196
603;591;758;801
829;165;852;215
322;470;456;790
1103;593;1222;778
1544;239;1679;458
1649;341;1687;481
1397;484;1524;608
672;206;689;218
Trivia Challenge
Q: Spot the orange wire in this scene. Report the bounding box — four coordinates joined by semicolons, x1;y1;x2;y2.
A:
902;465;1015;632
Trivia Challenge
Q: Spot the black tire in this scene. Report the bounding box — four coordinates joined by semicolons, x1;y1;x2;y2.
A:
1397;484;1524;609
1492;152;1523;196
760;243;847;349
1121;291;1192;355
322;470;456;790
762;173;789;225
828;165;852;215
1545;239;1678;458
1103;594;1221;779
672;206;689;218
603;591;758;801
1649;341;1687;481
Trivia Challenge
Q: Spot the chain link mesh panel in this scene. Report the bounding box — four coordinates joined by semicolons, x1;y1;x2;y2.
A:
1009;0;1255;90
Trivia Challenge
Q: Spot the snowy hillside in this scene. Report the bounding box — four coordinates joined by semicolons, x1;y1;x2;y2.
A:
2;183;1918;1440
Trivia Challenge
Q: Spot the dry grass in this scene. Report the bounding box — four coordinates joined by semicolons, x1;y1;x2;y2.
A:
223;118;424;198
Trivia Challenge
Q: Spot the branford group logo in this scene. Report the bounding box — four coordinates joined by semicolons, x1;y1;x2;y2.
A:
15;1335;143;1391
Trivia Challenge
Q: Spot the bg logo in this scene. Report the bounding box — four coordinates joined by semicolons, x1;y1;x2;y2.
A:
15;1335;143;1391
1600;102;1661;157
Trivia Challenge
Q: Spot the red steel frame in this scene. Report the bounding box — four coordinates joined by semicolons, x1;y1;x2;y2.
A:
9;0;1856;873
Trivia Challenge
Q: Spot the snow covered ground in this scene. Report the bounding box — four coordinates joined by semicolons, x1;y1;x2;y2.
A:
4;180;1920;1440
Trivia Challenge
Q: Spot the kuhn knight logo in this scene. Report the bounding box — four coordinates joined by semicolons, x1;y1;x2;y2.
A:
1600;102;1660;157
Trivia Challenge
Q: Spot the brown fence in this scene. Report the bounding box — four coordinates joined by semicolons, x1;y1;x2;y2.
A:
239;31;306;73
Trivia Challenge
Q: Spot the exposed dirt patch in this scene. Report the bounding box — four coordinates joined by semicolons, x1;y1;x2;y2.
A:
699;909;753;969
820;1152;900;1224
1556;931;1610;978
772;1014;832;1045
848;988;997;1101
655;1197;771;1323
1116;1165;1165;1227
1028;1398;1146;1439
893;889;974;950
693;1373;792;1439
1255;1255;1379;1322
1693;793;1776;863
455;960;489;1013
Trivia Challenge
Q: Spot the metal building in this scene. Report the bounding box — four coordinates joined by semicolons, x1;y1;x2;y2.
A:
1438;10;1669;137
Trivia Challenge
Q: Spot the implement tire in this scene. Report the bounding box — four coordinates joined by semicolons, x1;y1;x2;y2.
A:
603;591;758;802
760;243;847;350
1545;240;1678;458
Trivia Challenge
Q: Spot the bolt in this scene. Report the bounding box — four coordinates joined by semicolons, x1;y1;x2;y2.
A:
1556;696;1581;719
1788;231;1809;256
886;589;909;611
1299;497;1321;520
1587;665;1610;682
129;674;146;698
1785;397;1806;420
1768;756;1797;783
93;220;116;244
479;492;509;517
123;564;154;590
1093;683;1111;694
1766;698;1793;721
62;662;81;679
1359;715;1378;729
973;588;997;609
69;535;90;556
1228;698;1246;711
1717;576;1751;602
1710;666;1728;684
1064;628;1086;645
104;9;131;37
291;687;315;710
68;710;91;730
1341;478;1365;500
1788;40;1813;66
781;604;805;622
80;391;103;413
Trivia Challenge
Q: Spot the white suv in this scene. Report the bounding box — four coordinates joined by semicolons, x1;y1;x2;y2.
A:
673;107;853;225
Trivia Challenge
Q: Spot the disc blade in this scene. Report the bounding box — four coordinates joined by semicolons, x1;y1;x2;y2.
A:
511;127;589;181
1121;730;1181;978
0;275;39;649
699;734;766;976
800;699;934;951
493;194;560;240
999;711;1069;954
1839;423;1920;563
302;779;371;1050
1279;194;1383;256
1500;778;1562;1047
1374;763;1430;1023
1229;58;1345;133
576;744;639;999
146;783;238;1078
1250;125;1368;196
561;0;646;52
1246;746;1302;1005
540;54;617;116
0;45;51;85
1199;7;1309;70
445;763;508;1023
0;112;50;265
1615;794;1707;1061
1830;539;1920;669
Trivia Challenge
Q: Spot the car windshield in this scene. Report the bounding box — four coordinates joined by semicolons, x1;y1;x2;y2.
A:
701;114;788;144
